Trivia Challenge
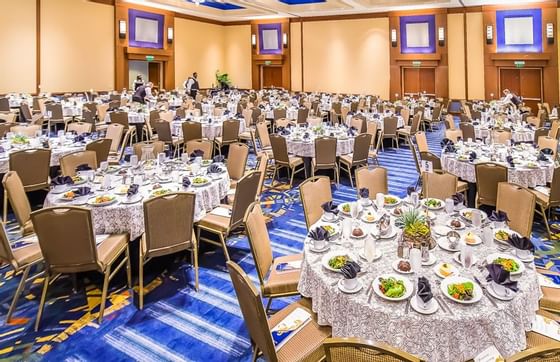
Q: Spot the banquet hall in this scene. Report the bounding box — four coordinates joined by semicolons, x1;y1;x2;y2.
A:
1;0;560;360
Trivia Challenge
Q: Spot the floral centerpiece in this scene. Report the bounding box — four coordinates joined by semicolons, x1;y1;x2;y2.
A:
215;70;232;90
396;209;435;252
11;135;30;145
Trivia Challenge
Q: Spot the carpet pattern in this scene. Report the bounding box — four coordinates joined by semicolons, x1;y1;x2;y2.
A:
0;125;558;361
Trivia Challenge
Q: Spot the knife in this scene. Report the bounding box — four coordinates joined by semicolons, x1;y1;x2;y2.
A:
367;287;374;304
474;276;498;307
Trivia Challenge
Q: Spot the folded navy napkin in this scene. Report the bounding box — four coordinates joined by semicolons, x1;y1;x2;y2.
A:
127;184;139;197
468;151;477;162
75;164;92;172
286;123;294;129
303;132;310;140
74;135;85;143
541;148;554;156
473;122;480;126
452;192;464;206
489;210;509;223
308;226;330;241
190;149;204;158
347;127;357;136
208;164;222;174
182;176;191;188
417;276;433;303
340;261;361;279
321;201;339;215
51;175;73;186
359;188;369;199
75;186;91;196
407;186;416;196
444;144;456;153
508;234;534;251
505;155;515;168
538;151;550;162
440;138;454;148
486;264;518;292
173;115;182;121
0;146;5;153
280;129;291;136
213;155;225;164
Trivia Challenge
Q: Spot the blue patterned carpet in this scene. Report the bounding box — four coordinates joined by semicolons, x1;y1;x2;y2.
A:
0;125;558;361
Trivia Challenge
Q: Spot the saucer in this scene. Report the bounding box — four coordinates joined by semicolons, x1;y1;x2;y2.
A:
432;225;451;236
421;253;437;266
321;214;339;223
392;259;413;274
517;253;535;263
378;228;397;239
486;282;515;301
51;186;69;194
359;249;382;262
437;237;460;252
337;279;363;294
309;244;330;253
453;252;479;267
121;194;144;204
410;297;439;314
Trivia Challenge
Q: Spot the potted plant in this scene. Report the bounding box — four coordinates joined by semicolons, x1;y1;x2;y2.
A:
215;70;231;90
395;209;434;257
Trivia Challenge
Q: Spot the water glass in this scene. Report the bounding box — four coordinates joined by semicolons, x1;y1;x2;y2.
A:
342;218;352;248
363;237;376;272
410;248;422;275
462;244;474;270
410;192;419;208
471;210;482;229
376;193;385;210
483;227;494;248
130;155;138;167
445;198;454;214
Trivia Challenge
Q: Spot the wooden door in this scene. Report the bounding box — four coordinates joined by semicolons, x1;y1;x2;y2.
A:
261;66;283;88
148;62;161;90
402;67;435;96
499;68;542;112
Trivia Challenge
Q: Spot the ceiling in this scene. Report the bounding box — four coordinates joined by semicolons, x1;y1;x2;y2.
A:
121;0;550;22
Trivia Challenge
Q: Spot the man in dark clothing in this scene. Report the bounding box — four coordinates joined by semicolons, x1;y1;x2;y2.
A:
184;72;199;98
132;82;153;104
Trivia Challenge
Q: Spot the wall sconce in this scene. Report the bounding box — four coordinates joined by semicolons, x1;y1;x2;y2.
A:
251;34;256;49
391;29;397;47
283;33;288;48
438;27;445;46
547;23;554;44
119;20;127;39
167;27;173;44
486;25;493;44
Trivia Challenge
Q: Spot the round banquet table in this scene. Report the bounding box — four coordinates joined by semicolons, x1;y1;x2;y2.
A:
345;114;405;131
285;136;354;158
474;127;534;143
43;164;230;239
171;117;246;141
298;203;540;362
104;112;147;125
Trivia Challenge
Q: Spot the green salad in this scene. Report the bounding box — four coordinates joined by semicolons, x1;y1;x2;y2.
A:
328;255;348;270
447;282;474;301
378;277;406;298
493;257;519;273
424;198;442;208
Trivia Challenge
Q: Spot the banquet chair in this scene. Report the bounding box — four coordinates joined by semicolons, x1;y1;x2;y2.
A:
444;114;455;130
31;206;131;329
341;106;350;123
66;121;92;135
227;143;249;188
269;134;306;188
445;129;463;143
185;139;212;160
366;121;382;165
300;176;333;229
324;337;423;362
45;103;71;133
496;182;536;238
312;137;339;185
297;108;310;125
340;133;372;187
526;309;560;348
459;122;476;141
214;119;240;155
0;223;43;323
0;123;13;138
382;117;399;148
60;150;97;177
350;117;365;134
400;108;411;126
414;131;429;153
396;111;421;143
256;121;273;158
19;103;33;122
531;166;560;239
538;136;558;158
175;107;186;119
527;115;543;129
105;123;125;154
2;171;34;235
549;120;560;139
81;108;97;131
133;141;165;160
534;128;550;144
492;129;512;145
154;120;183;158
0;112;16;123
275;118;296;130
243;201;302;313
159;110;174;123
423;105;441;132
475;163;508;208
196;171;261;261
242;108;253;129
355;166;388;198
109;111;132;134
181;121;204;145
227;261;331;362
507;343;560;362
0;97;10;112
139;192;198;309
85;138;111;167
10;125;41;137
251;107;262;127
142;110;159;141
273;108;286;122
422;171;458;201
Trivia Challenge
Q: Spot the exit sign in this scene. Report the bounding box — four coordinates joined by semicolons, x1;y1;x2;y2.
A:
146;55;155;62
514;60;525;68
412;61;422;67
264;60;272;66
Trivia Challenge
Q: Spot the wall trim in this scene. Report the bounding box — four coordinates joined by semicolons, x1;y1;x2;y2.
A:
36;0;41;94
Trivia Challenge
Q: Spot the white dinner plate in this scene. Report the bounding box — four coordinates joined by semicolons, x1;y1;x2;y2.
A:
440;276;482;304
493;228;519;245
392;259;413;274
372;273;413;302
359;249;382;262
383;195;402;208
321;251;352;273
433;262;458;278
422;198;445;210
486;253;525;275
433;225;451;236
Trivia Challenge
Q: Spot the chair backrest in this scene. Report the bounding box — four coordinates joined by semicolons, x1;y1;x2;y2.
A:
297;107;309;124
0;222;18;268
314;137;337;166
256;121;271;149
355;166;388;198
496;182;536;238
350;117;365;133
222;119;240;142
400;108;410;125
243;201;274;288
31;206;100;273
81;108;96;128
227;142;249;181
109;111;129;129
269;134;290;164
351;133;372;163
419;151;442;171
300;176;333;229
46;103;63;120
133;141;165;160
549;120;560;139
0;123;11;138
255;152;269;196
444;114;455;130
549;167;560;204
383;117;398;136
366;121;378;147
534;128;549;144
475;162;508;207
230;171;262;230
67;122;92;135
9;149;51;189
445;129;463;143
181;121;203;143
0;97;10;112
538;136;558;157
20;103;33;122
96;103;109;122
506;343;560;362
143;192;195;259
154;120;173;143
85;138;112;167
492;129;512;145
422;171;457;200
2;171;32;229
459;122;475;141
105;123;124;153
251;107;261;126
324;337;422;362
159;110;174;123
273;108;286;121
226;261;277;362
60;150;97;177
184;139;211;159
242;108;253;127
415;131;429;153
409;112;422;135
11;125;41;137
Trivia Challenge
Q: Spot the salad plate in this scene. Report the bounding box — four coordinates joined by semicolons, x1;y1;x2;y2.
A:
493;228;519;245
338;202;362;216
71;175;87;185
358;249;382;262
321;252;352;272
486;253;525;275
373;274;413;301
422;198;444;210
337;279;363;294
192;177;210;187
383;195;402;207
151;188;173;198
459;208;488;223
87;195;117;207
410;296;439;315
441;276;482;304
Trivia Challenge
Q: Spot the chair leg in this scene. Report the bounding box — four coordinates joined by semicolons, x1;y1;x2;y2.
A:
35;273;50;331
251;346;260;362
125;245;132;289
541;204;552;240
3;190;7;225
98;267;111;324
192;248;199;292
289;167;295;188
139;252;144;310
6;266;31;323
265;297;273;314
271;167;277;187
219;233;231;261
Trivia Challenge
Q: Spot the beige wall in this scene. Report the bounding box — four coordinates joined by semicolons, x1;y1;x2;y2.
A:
466;12;485;100
290;22;302;92
301;18;390;97
224;25;252;89
448;13;466;99
41;0;114;93
0;0;36;94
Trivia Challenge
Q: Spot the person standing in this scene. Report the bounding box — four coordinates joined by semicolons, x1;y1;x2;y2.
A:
184;72;199;98
133;74;144;90
132;82;153;104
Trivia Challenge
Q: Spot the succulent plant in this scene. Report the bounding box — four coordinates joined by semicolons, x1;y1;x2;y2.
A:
396;208;433;248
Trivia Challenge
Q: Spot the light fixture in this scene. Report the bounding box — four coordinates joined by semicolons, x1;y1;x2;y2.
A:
391;29;397;47
283;33;288;48
547;23;554;44
486;25;493;44
167;27;174;44
251;34;256;48
438;27;445;46
119;20;126;39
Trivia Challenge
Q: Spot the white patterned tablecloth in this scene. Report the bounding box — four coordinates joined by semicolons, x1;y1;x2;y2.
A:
104;112;147;125
171;118;246;140
474;128;534;143
0;141;86;174
285;137;354;158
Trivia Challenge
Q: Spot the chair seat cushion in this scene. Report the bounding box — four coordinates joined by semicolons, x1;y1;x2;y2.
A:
339;154;353;165
288;156;303;167
457;180;469;192
12;242;42;268
239;131;252;140
196;204;232;233
97;233;128;269
531;189;550;206
526;309;560;348
264;254;303;296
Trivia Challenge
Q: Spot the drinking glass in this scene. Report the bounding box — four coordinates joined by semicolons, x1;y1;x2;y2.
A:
472;209;482;231
483;226;494;248
342;218;352;250
410;248;422;279
376;193;384;211
462;244;474;274
363;237;376;272
445;198;454;214
350;202;359;223
410;192;419;208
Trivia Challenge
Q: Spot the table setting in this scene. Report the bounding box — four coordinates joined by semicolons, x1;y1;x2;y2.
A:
44;152;230;239
279;123;356;158
472;119;535;143
298;188;541;361
171;115;247;140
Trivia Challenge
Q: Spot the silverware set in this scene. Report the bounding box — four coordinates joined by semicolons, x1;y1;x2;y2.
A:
474;276;499;307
